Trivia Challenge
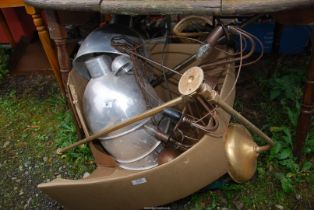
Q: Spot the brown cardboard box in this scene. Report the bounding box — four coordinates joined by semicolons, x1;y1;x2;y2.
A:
38;43;235;210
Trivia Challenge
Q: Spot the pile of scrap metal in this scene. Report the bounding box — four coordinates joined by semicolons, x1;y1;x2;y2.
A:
32;14;278;209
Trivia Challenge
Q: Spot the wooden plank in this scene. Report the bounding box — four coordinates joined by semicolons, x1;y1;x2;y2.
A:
23;0;314;14
24;0;101;11
222;0;314;14
100;0;220;15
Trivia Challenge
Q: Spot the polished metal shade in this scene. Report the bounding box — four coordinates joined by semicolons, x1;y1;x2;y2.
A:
73;24;142;80
82;53;164;170
224;124;258;183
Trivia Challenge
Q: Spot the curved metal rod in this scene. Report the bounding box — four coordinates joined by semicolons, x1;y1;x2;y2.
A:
200;26;256;69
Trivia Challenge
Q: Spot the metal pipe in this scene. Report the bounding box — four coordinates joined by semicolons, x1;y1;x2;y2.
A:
214;97;273;145
117;47;182;76
256;145;272;153
199;86;274;146
56;95;188;154
207;26;224;48
152;25;225;87
216;14;263;43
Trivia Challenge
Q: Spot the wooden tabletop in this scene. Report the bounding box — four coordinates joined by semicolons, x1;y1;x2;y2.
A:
24;0;314;15
0;0;24;8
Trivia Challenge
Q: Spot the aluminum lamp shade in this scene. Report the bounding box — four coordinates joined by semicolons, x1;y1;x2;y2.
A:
82;54;163;170
73;24;143;80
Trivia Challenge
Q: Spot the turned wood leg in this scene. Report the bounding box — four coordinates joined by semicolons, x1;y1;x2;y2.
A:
44;10;71;87
293;32;314;159
0;10;16;47
24;5;65;94
44;10;83;137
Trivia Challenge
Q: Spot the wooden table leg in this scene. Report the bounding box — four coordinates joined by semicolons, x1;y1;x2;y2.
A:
44;10;83;137
293;32;314;159
268;22;283;77
0;9;16;47
44;10;71;87
24;5;65;94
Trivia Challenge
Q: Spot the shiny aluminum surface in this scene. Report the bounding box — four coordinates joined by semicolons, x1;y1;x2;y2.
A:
119;144;163;170
85;55;112;78
73;24;142;80
82;54;161;164
102;126;161;163
111;55;133;75
83;75;149;136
